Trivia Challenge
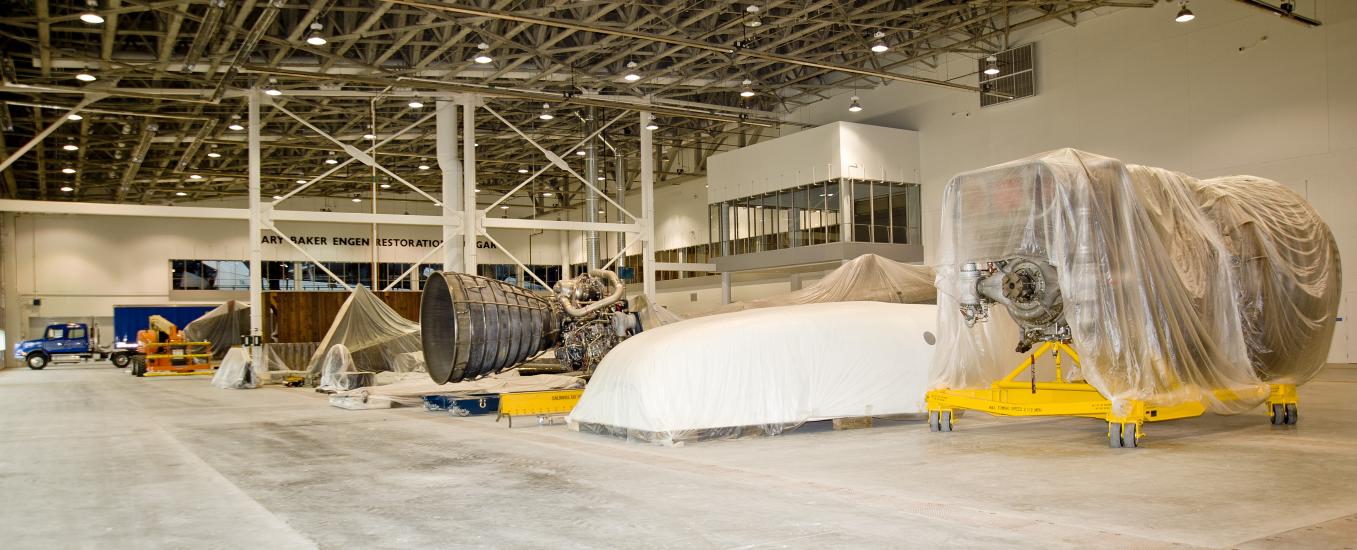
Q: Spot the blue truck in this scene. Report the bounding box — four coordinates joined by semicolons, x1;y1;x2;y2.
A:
13;305;215;370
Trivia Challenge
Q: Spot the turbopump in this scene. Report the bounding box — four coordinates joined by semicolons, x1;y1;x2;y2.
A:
957;255;1068;353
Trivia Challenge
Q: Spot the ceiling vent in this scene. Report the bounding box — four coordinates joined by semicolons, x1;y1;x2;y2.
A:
980;43;1035;108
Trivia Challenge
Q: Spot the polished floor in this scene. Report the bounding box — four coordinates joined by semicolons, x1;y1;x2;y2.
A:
2;361;1356;549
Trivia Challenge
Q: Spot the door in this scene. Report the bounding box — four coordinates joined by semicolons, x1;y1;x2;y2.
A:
43;326;66;352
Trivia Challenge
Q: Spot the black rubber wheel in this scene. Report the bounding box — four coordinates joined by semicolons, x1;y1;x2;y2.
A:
1109;423;1123;448
26;353;49;370
1270;403;1286;425
1285;403;1298;425
110;353;131;368
131;357;146;377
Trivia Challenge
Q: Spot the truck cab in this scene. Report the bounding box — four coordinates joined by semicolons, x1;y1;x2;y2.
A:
13;323;107;370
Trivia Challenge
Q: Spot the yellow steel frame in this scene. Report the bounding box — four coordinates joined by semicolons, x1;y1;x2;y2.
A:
926;341;1299;444
496;389;584;428
143;341;214;375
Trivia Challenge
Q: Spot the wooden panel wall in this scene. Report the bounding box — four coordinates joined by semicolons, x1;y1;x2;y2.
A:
264;291;422;343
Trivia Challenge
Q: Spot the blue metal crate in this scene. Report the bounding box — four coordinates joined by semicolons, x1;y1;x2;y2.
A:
423;394;501;416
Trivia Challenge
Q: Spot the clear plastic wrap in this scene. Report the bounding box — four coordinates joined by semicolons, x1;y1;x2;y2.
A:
931;149;1341;413
304;286;424;388
697;253;935;318
183;300;249;360
568;302;939;445
210;347;258;389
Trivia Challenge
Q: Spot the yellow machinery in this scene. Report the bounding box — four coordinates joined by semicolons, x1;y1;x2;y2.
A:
497;389;584;428
926;341;1298;447
131;315;214;377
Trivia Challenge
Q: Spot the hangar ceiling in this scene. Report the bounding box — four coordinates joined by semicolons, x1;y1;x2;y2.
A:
0;0;1151;210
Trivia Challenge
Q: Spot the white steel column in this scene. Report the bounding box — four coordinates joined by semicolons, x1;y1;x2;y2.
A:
247;90;263;347
436;99;463;273
639;111;656;301
462;95;478;274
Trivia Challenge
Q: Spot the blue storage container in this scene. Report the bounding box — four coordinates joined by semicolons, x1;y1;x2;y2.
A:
423;394;500;416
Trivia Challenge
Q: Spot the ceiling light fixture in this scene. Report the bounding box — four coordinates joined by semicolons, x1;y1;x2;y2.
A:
473;43;493;64
63;143;78;151
351;196;362;203
871;31;889;53
68;114;83;121
645;121;659;131
575;150;586;156
983;55;1000;76
228;123;244;131
273;195;284;200
363;133;376;140
296;179;307;184
175;191;188;196
542;192;553;197
740;79;755;98
500;205;509;210
408;100;424;109
418;164;430;170
206;152;221;158
60;186;74;192
847;95;863;113
380;183;391;189
1175;2;1195;22
623;60;641;82
264;86;282;96
539;103;554;120
306;22;327;46
189;174;202;180
61;167;76;174
75;71;96;82
79;0;103;24
744;5;762;27
517;168;529;174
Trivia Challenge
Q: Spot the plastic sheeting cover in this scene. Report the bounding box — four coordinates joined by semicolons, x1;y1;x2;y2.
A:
210;347;257;389
568;301;938;445
184;300;249;359
931;149;1341;414
691;254;935;319
305;286;423;386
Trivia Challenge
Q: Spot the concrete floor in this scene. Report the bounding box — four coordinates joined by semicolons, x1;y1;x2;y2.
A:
2;363;1356;549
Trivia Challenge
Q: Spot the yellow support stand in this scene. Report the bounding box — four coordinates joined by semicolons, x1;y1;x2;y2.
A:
925;341;1258;447
497;389;584;428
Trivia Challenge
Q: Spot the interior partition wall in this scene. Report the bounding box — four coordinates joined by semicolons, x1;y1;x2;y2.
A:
709;179;918;258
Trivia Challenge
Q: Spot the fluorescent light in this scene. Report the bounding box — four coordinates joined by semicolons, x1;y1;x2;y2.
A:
75;72;96;82
60;186;74;192
206;152;221;158
61;167;76;174
63;144;78;151
80;12;104;24
68;114;83;121
1175;4;1195;22
228;123;244;131
189;174;202;180
408;101;424;109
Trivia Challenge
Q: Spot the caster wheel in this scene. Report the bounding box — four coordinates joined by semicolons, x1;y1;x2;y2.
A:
927;411;953;432
1285;403;1298;425
1270;403;1291;426
1109;422;1139;448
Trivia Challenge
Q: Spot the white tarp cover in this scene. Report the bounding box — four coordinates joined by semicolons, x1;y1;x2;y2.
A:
305;286;423;386
210;347;256;389
568;301;939;445
931;149;1341;414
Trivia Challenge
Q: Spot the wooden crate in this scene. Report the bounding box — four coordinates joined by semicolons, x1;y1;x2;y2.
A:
263;291;422;343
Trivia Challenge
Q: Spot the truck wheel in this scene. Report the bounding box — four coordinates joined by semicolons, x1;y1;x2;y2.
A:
110;353;131;368
26;352;49;370
131;357;146;377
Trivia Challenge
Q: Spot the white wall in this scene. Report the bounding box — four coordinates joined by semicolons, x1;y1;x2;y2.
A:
563;175;712;265
5;213;557;321
784;0;1356;361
